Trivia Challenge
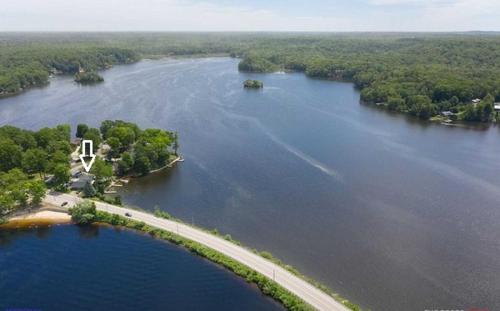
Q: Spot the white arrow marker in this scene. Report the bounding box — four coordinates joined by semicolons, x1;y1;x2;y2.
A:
79;140;96;172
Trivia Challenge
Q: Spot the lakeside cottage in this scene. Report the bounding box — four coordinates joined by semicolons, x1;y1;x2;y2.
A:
70;174;95;190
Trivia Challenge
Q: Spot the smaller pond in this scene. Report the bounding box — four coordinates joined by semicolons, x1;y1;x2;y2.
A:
0;225;284;311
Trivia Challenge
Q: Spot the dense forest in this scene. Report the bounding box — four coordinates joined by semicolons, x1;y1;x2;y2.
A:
97;120;177;177
1;32;500;121
58;119;176;202
75;120;177;196
0;125;72;221
0;32;245;96
0;39;138;95
235;35;500;121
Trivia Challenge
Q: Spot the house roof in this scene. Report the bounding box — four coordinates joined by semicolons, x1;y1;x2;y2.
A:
70;174;95;189
71;138;82;145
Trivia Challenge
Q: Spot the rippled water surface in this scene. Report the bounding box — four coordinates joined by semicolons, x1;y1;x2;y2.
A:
0;225;283;311
1;58;500;310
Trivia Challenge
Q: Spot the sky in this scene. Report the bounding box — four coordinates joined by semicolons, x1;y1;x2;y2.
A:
0;0;499;32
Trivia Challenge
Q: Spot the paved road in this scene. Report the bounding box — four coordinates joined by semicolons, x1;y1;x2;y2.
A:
44;192;350;311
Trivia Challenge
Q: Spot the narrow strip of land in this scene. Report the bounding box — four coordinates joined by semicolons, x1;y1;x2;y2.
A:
43;192;349;311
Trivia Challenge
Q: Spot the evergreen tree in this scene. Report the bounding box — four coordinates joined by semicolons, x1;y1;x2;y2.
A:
83;181;97;198
76;124;88;138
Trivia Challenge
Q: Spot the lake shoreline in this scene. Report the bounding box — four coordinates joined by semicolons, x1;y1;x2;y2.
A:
147;155;184;174
1;204;72;228
0;53;228;101
2;56;498;310
0;197;359;311
43;193;358;310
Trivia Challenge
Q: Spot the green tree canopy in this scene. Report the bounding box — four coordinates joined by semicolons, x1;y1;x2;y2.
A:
100;120;115;139
90;158;113;180
107;126;136;149
52;164;70;189
106;136;121;158
0;124;70;214
83;181;97;198
117;152;134;176
134;156;151;176
0;138;23;172
76;124;89;138
69;200;97;224
83;128;102;153
22;148;49;177
29;181;46;205
0;169;46;212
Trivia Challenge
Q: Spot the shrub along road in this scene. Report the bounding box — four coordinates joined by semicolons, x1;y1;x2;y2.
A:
44;192;349;311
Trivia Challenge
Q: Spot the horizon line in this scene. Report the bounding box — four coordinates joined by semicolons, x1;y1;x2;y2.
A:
1;30;499;34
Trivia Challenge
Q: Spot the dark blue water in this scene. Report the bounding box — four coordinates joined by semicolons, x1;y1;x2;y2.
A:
1;57;500;310
0;225;283;311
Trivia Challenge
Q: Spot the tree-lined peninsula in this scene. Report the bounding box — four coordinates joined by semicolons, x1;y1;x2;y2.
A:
0;121;179;223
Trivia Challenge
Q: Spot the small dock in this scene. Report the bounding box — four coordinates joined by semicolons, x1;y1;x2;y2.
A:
149;156;184;173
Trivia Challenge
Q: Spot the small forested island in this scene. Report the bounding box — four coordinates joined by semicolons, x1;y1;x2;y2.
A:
75;71;104;84
0;121;180;223
243;79;263;89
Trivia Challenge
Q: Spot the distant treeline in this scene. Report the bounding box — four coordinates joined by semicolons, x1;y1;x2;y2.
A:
2;32;500;121
235;35;500;121
0;32;256;96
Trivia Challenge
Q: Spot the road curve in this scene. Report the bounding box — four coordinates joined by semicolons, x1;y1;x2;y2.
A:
44;192;350;311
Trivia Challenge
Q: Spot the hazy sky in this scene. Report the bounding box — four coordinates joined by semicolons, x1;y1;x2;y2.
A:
1;0;499;32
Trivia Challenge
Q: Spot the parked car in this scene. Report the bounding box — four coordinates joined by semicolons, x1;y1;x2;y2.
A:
61;202;68;207
125;212;132;217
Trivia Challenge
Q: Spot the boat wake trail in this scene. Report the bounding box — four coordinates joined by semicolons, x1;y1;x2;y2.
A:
212;105;344;181
265;131;344;181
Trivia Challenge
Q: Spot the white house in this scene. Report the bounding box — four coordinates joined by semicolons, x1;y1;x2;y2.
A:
472;98;481;105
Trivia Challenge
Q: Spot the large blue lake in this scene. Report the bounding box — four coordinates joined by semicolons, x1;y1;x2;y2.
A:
1;57;499;310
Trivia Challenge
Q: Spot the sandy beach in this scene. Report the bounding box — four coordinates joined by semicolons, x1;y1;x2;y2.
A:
2;204;72;228
10;210;71;222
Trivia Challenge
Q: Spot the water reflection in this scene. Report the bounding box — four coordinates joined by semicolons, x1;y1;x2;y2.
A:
77;224;100;239
0;226;53;246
